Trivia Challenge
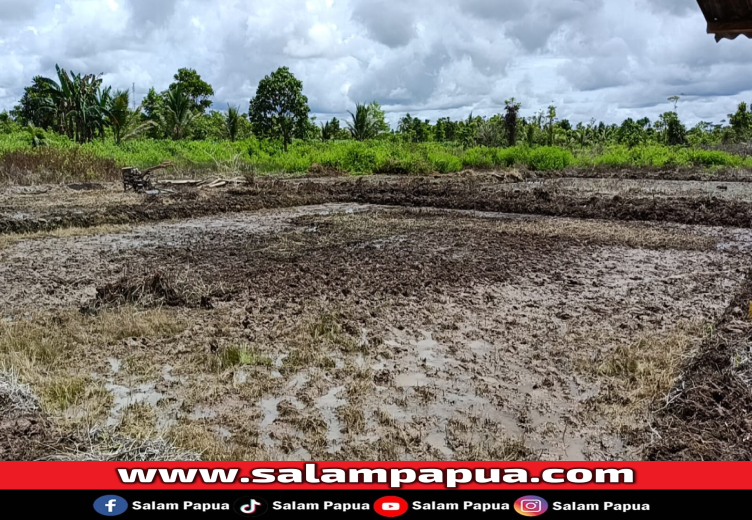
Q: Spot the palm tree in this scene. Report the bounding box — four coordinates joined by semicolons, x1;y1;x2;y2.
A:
106;90;155;144
346;103;379;141
321;118;342;141
158;85;197;140
224;104;241;142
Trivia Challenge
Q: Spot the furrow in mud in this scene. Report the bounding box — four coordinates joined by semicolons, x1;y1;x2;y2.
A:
4;177;752;236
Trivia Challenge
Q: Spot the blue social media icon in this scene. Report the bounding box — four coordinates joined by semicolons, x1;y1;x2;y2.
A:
93;495;129;516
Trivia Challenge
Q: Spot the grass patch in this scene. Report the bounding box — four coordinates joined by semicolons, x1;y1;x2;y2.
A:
40;377;88;411
2;128;749;180
117;402;157;440
595;320;708;409
337;404;366;434
211;344;273;372
0;147;121;185
0;316;80;370
0;224;131;251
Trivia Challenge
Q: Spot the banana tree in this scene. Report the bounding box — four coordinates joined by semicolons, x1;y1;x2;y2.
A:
37;65;111;143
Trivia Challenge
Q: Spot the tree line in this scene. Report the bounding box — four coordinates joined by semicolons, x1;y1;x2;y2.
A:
4;64;752;151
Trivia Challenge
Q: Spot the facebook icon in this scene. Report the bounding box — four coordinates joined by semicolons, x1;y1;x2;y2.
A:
93;495;129;516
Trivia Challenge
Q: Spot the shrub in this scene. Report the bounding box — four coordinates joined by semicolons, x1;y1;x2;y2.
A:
462;147;496;169
1;125;751;180
527;147;574;171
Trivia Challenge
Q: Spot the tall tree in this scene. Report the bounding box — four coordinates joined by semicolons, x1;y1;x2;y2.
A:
158;85;197;140
367;101;390;134
347;102;389;141
224;104;241;142
321;117;349;140
504;98;521;147
106;90;155;144
659;111;687;146
398;113;431;143
729;102;752;142
546;105;557;146
475;115;505;147
13;77;56;129
249;67;311;152
169;68;214;114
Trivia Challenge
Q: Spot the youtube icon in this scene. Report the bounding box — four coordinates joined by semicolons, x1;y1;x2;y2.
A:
374;496;409;518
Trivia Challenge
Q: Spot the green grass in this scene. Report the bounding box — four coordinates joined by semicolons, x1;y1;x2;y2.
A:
213;345;273;371
1;127;751;181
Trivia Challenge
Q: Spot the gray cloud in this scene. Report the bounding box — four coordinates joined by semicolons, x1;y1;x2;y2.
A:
352;1;416;48
647;0;698;16
126;0;178;35
0;0;749;127
461;0;530;21
0;0;41;22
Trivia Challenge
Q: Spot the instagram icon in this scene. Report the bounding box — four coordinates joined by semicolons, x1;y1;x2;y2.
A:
514;496;549;517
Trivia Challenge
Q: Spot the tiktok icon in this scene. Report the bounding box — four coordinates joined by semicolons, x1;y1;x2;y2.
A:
234;497;269;517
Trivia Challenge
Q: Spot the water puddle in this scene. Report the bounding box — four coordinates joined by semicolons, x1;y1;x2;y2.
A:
108;358;121;374
105;382;164;427
260;397;283;428
189;406;218;421
395;372;429;387
316;386;345;447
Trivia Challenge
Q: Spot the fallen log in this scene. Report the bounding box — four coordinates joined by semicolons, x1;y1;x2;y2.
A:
154;177;249;189
154;179;202;186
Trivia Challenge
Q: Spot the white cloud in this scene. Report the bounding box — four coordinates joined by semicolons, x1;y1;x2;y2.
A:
0;0;749;126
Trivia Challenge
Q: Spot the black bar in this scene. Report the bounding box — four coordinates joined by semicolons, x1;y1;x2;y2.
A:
4;490;752;518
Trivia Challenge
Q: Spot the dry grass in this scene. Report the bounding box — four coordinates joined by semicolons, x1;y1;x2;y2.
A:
0;148;122;186
40;376;88;411
45;430;201;461
0;307;186;451
0;224;131;250
337;404;366;434
0;368;40;419
166;421;275;461
595;320;708;409
0;308;183;369
446;415;533;461
117;402;157;439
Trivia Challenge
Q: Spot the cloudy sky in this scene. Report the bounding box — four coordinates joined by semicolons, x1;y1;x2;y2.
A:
0;0;750;127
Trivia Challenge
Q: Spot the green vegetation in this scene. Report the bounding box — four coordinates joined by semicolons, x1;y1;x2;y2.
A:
3;134;750;181
248;67;312;152
2;64;752;181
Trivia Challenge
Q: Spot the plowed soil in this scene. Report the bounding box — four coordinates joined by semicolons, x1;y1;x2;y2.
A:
2;174;751;461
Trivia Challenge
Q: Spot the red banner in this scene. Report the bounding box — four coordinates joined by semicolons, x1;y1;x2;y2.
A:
0;462;750;490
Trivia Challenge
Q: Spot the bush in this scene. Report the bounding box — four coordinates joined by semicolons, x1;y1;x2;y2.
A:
1;125;751;180
527;147;574;171
462;147;496;169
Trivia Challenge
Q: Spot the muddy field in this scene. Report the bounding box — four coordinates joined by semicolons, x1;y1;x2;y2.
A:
1;174;751;461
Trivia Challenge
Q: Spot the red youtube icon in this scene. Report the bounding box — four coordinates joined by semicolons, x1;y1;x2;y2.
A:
374;496;409;518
